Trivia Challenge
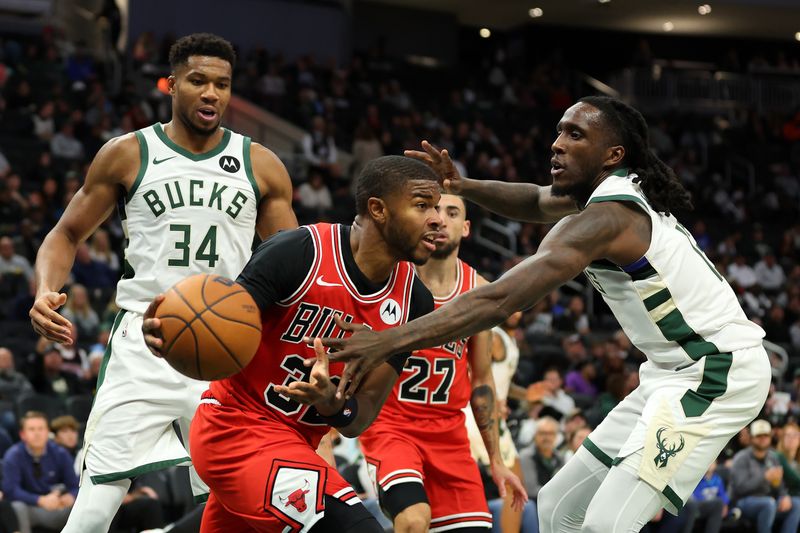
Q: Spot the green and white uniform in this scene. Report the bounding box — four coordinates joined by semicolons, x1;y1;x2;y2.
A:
81;124;260;495
580;170;770;514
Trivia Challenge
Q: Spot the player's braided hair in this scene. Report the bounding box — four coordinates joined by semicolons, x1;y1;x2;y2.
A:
579;96;693;215
355;155;439;215
169;33;236;71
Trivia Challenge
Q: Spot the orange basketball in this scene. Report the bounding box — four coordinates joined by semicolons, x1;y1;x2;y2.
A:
156;274;262;381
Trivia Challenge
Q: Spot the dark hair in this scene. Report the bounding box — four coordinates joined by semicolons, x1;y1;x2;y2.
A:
578;96;693;215
169;33;236;71
354;156;439;215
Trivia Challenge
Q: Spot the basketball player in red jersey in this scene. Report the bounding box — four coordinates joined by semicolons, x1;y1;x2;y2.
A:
358;194;527;533
185;155;441;532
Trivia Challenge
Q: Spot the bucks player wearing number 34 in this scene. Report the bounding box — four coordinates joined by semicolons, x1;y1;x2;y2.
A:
29;33;297;533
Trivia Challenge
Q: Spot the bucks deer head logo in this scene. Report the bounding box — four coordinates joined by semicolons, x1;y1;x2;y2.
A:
654;427;684;469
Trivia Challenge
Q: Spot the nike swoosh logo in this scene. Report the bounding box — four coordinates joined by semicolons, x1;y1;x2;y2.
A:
152;155;177;165
316;276;342;287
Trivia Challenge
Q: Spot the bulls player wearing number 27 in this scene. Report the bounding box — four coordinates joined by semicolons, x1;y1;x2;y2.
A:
187;156;444;532
359;193;527;533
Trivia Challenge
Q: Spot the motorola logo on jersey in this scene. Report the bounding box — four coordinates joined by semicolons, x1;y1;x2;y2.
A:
219;155;241;173
379;298;400;325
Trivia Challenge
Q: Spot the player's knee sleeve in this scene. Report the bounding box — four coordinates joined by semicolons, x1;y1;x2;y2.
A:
61;478;130;533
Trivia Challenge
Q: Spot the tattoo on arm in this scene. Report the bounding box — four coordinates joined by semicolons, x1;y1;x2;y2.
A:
471;384;496;431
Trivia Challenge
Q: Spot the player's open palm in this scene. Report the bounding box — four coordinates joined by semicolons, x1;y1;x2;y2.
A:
490;461;528;512
276;339;340;414
404;140;463;194
30;291;72;344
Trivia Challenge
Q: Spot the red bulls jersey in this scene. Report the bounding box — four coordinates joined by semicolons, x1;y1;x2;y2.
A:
209;223;423;447
367;259;476;424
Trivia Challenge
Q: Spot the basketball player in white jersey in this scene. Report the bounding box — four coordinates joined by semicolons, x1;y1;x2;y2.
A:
321;96;771;532
465;310;525;532
29;33;297;532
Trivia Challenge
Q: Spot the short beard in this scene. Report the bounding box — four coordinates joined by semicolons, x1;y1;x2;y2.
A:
386;223;422;264
431;240;458;259
551;180;593;207
177;107;217;137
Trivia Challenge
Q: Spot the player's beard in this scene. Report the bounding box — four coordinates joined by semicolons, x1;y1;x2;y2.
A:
177;103;218;137
431;238;458;259
551;178;593;207
386;223;427;265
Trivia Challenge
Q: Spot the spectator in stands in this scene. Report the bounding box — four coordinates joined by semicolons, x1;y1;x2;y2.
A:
564;360;598;400
301;115;339;178
60;284;100;348
776;423;800;498
0;236;32;317
730;419;800;533
728;254;758;289
70;242;115;298
3;411;78;533
0;184;24;238
0;345;32;444
519;416;564;531
31;101;55;142
50;415;80;459
527;367;576;420
87;228;119;277
30;341;83;399
350;121;383;179
755;251;786;295
560;426;591;462
554;295;591;335
49;121;84;161
296;169;333;221
687;461;731;533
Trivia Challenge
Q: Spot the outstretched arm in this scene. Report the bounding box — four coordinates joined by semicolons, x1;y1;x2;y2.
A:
405;141;577;223
324;203;634;396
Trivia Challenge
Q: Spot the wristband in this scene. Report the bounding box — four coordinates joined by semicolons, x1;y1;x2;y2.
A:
320;397;358;428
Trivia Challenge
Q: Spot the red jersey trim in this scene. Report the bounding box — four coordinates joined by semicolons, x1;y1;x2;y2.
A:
430;260;463;304
331;224;400;303
277;225;324;307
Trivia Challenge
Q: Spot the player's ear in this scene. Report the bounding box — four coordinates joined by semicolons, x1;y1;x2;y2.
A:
367;197;387;224
462;219;471;239
167;75;177;96
605;145;625;168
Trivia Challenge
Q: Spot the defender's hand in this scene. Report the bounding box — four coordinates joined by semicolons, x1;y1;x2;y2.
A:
405;140;464;194
315;315;390;399
30;291;72;344
142;294;165;357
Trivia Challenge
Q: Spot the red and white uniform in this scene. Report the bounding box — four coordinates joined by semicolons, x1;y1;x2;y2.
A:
191;224;423;533
359;260;492;531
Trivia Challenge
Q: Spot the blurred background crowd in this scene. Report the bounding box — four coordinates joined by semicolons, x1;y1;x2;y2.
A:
1;0;800;531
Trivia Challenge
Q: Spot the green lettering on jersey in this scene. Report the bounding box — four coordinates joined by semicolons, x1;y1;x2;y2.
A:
226;191;248;219
189;180;204;206
208;183;228;210
143;190;165;217
165;181;185;208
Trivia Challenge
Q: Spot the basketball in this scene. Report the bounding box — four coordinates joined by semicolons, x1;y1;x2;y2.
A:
155;273;262;381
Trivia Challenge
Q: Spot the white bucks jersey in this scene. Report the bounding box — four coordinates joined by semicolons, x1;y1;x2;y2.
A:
116;123;259;313
583;171;764;368
491;327;519;403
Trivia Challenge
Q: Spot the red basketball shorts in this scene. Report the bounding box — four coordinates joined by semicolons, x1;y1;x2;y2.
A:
190;401;359;532
359;413;491;531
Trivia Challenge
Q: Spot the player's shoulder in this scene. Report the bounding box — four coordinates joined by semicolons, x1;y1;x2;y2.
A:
248;140;291;197
87;132;141;184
